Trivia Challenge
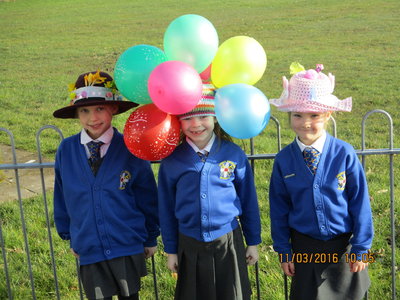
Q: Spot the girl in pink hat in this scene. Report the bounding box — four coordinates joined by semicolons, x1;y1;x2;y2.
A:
269;63;373;300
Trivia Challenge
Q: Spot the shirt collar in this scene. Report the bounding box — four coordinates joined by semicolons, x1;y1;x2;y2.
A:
296;130;326;153
186;133;216;154
80;126;114;145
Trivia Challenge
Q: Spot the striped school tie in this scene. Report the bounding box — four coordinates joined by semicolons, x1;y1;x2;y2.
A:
303;147;320;175
87;141;104;174
197;151;208;162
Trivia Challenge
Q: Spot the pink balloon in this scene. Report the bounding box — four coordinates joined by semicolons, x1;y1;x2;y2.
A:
148;61;203;115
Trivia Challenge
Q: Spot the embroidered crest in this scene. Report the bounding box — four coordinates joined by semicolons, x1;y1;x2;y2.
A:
336;171;346;190
219;161;236;180
119;170;131;190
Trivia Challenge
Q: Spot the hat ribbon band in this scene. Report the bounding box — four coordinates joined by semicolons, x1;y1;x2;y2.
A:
70;86;121;104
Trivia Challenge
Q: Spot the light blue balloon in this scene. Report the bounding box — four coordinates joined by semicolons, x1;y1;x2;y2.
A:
114;45;167;104
215;83;270;139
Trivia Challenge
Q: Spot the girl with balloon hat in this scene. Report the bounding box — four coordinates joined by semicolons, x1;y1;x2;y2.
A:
53;70;159;300
157;83;261;300
269;63;373;300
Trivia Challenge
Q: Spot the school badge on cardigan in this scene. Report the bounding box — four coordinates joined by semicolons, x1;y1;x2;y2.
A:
219;161;236;180
119;170;131;190
336;171;346;190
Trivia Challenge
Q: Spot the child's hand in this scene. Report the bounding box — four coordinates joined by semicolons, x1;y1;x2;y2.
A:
167;254;179;272
246;245;259;265
144;246;157;258
349;260;368;273
70;248;79;258
281;262;295;277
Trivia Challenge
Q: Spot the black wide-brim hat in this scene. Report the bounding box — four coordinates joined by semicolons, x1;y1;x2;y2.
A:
53;71;138;119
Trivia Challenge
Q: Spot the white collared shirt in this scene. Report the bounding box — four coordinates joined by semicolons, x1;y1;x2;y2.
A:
296;130;327;153
186;133;216;155
80;126;114;159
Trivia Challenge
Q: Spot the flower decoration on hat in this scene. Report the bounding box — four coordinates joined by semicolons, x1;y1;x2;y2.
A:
54;70;138;119
104;80;119;96
67;70;122;104
289;62;305;75
269;62;352;113
84;70;107;86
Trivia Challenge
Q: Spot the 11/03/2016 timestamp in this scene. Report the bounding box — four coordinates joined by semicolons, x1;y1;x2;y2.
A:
279;252;376;264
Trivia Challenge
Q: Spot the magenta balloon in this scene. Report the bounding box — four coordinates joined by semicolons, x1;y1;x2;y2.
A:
148;61;203;115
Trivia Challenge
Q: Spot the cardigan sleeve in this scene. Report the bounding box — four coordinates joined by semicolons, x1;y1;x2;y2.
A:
234;152;262;246
345;149;374;259
157;160;180;254
269;156;293;262
53;144;71;241
133;160;160;247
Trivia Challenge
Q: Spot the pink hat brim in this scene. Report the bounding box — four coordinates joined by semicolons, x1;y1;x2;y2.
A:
269;93;352;113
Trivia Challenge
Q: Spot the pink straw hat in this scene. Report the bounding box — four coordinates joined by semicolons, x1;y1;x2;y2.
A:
269;63;352;113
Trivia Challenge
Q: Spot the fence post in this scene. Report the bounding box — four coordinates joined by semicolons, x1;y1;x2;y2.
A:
36;125;64;300
0;127;36;299
361;109;396;300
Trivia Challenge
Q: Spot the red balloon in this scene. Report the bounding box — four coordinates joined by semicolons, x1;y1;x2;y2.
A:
124;104;181;161
200;64;212;82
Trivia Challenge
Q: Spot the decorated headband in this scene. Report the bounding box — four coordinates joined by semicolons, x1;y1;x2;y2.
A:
69;86;123;105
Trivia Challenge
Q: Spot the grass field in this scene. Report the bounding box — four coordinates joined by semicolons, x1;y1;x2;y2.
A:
0;0;399;299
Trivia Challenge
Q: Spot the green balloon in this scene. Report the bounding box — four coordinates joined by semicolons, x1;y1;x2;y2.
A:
164;14;218;73
114;45;167;104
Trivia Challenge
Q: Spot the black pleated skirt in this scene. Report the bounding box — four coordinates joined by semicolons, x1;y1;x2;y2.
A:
175;227;252;300
80;254;147;300
289;229;370;300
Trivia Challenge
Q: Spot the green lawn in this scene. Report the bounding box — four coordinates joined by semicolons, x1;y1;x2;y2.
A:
0;0;399;299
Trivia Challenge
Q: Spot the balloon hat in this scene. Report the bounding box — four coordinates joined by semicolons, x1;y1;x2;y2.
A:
269;63;352;113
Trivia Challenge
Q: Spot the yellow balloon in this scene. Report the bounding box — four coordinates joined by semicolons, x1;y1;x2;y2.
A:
211;36;267;88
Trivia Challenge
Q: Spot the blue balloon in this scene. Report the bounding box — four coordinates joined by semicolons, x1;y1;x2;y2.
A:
215;83;270;139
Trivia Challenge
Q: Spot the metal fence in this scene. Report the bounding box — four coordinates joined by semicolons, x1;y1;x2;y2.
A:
0;109;398;299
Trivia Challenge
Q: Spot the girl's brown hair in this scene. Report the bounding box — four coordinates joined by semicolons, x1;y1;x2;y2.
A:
179;117;232;144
